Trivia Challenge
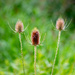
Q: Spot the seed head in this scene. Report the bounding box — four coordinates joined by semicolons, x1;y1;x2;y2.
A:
31;28;40;46
56;18;64;31
15;21;24;33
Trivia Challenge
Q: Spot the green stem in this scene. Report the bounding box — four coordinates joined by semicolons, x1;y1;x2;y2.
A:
51;31;61;75
34;46;36;75
19;33;25;75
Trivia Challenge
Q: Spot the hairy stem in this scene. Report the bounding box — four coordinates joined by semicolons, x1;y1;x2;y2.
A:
51;31;61;75
34;46;37;75
19;33;25;75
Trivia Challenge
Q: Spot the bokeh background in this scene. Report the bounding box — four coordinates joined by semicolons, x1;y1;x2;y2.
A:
0;0;75;75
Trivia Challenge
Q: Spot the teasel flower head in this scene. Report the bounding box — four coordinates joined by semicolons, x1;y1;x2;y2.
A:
56;18;64;31
31;28;40;46
15;21;24;33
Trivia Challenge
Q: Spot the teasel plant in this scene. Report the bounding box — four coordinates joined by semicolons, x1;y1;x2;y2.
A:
8;20;28;75
25;27;46;75
31;28;40;75
51;18;72;75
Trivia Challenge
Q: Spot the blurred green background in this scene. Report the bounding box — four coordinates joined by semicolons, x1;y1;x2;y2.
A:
0;0;75;75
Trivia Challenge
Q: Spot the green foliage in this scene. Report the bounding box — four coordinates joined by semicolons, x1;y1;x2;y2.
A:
0;0;75;75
